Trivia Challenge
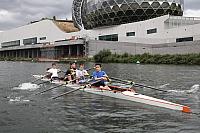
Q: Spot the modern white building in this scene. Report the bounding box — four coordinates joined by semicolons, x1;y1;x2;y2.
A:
1;0;200;59
1;15;200;46
0;19;86;59
82;15;200;44
0;19;79;48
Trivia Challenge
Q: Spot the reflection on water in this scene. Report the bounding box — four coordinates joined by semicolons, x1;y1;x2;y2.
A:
0;61;200;132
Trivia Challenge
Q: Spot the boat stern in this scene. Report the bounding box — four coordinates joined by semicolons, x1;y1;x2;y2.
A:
182;106;192;113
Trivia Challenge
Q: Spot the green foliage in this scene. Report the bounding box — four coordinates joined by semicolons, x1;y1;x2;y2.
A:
93;49;112;62
93;49;200;65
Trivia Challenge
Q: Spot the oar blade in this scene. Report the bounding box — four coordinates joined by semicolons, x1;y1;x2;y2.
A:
110;77;168;93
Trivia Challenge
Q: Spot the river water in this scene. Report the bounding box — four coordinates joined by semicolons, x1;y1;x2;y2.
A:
0;61;200;133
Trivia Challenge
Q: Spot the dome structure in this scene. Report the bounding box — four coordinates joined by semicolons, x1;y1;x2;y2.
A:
72;0;184;30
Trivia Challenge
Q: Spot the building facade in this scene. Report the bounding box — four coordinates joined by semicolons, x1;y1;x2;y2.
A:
84;15;200;44
0;19;86;59
72;0;184;30
1;0;200;59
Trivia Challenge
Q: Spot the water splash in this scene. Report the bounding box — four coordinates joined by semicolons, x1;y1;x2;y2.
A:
8;96;30;103
158;83;170;89
168;84;200;94
186;84;200;93
12;83;40;91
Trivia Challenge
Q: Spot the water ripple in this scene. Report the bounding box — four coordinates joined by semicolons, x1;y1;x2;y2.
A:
1;62;200;133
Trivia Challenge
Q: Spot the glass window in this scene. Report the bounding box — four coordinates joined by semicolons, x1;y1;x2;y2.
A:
1;40;20;48
116;0;124;4
109;0;116;5
176;37;193;42
112;34;118;41
40;37;47;40
126;32;135;36
23;37;37;45
147;28;157;34
98;34;118;41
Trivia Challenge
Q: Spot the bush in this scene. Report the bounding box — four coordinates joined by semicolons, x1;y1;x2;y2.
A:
93;49;200;65
93;49;112;62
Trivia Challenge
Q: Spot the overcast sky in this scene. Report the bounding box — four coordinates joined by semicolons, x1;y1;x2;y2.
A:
0;0;200;31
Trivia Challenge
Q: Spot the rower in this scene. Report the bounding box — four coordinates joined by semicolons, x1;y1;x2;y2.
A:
92;63;110;90
46;63;61;81
76;63;89;84
44;68;52;79
63;62;77;82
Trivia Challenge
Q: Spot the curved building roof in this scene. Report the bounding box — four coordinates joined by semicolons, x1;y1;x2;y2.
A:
72;0;184;30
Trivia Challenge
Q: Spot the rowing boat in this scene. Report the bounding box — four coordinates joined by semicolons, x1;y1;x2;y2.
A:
33;75;191;113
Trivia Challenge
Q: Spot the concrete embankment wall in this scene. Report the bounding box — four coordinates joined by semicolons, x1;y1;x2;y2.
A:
88;40;200;57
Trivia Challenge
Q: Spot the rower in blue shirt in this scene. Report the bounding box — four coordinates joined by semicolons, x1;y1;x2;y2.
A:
92;63;110;89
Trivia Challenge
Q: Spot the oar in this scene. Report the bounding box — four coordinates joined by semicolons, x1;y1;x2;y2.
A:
35;78;79;95
110;77;133;84
51;80;101;99
36;80;50;85
110;77;168;93
51;87;84;100
31;76;45;84
134;83;168;93
31;74;52;84
35;83;64;95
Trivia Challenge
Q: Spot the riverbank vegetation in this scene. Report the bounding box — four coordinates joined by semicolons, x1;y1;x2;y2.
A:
2;49;200;65
0;56;90;63
93;49;200;65
0;57;36;62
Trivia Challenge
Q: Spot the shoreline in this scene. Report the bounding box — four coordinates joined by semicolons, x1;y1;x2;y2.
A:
0;57;92;63
93;50;200;65
1;50;200;65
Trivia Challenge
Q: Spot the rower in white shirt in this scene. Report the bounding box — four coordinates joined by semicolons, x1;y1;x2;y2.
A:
47;63;61;81
76;63;89;84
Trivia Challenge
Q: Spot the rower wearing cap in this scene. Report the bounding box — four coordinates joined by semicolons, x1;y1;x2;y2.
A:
64;62;77;81
92;63;110;90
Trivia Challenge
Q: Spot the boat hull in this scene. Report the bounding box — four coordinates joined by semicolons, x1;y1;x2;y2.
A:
82;88;190;113
33;75;191;113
